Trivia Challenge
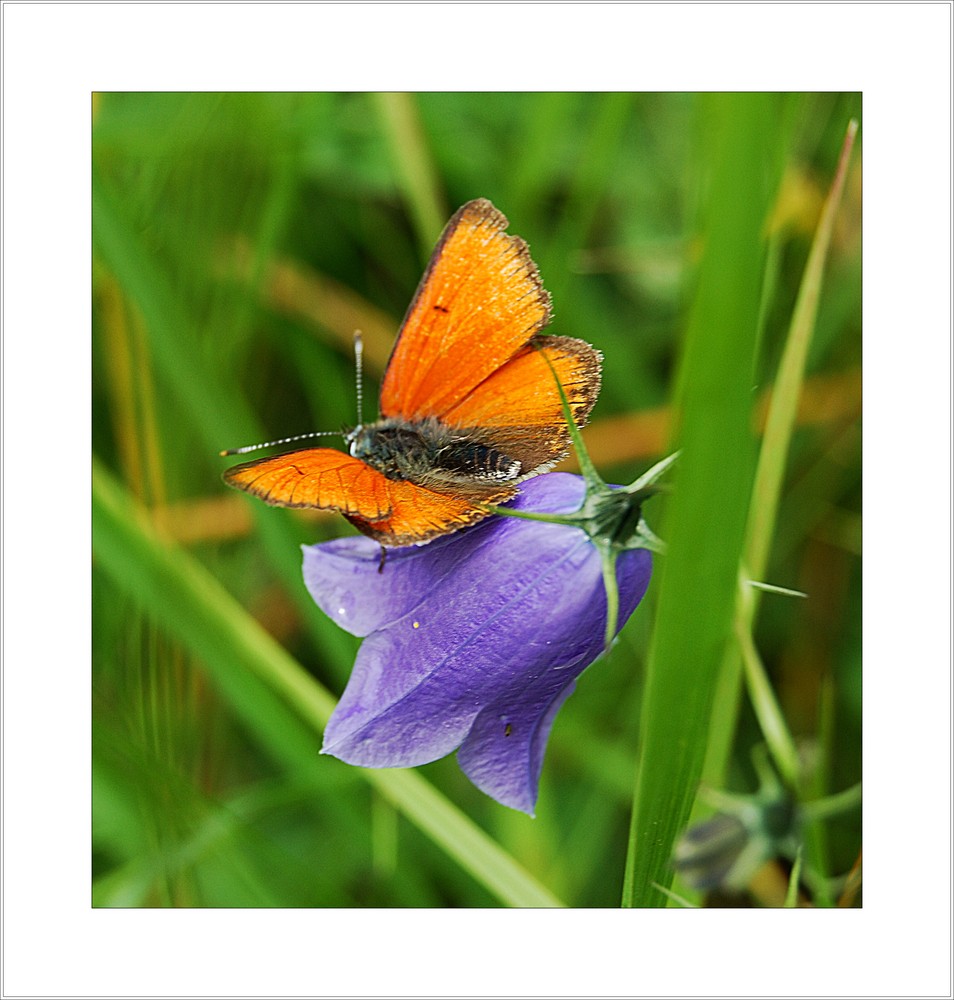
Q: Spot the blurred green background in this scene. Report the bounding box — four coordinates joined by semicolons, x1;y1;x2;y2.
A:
92;92;861;907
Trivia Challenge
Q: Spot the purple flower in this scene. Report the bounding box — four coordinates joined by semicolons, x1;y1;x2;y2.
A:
303;473;652;815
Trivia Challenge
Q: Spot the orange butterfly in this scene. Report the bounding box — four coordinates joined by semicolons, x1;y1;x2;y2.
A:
223;199;602;546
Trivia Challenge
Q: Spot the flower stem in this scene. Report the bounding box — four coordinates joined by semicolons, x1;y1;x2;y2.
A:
598;543;620;651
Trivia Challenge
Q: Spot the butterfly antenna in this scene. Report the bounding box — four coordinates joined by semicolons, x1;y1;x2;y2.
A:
221;334;369;458
219;429;344;457
353;330;365;429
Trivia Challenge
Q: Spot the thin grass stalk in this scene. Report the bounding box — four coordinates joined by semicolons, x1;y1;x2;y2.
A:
373;92;446;253
744;119;859;586
734;120;858;791
689;120;857;905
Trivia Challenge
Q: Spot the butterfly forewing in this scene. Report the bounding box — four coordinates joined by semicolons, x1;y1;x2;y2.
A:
379;199;552;422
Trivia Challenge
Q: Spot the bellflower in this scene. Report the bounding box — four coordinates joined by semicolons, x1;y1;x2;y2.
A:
304;472;658;814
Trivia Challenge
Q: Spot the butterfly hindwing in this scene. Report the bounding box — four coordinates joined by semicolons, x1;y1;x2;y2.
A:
344;478;515;546
439;335;602;475
223;449;395;517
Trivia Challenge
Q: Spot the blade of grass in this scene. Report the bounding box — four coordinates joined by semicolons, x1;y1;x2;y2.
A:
92;169;255;453
506;92;582;218
745;119;859;585
373;92;445;253
92;167;350;654
92;459;563;908
622;93;783;907
700;120;858;799
734;609;800;787
551;93;633;263
802;674;837;907
690;120;858;906
785;849;804;908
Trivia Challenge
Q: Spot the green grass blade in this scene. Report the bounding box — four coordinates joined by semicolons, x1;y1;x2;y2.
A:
373;92;445;252
92;164;350;644
622;93;784;907
744;119;859;582
697;119;860;804
734;611;801;788
92;459;563;908
92;168;256;452
785;848;804;908
362;769;561;907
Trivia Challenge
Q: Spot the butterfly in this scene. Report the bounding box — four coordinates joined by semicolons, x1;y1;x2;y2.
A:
223;198;602;547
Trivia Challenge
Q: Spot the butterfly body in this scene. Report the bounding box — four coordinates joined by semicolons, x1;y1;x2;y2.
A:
224;199;602;546
349;418;523;487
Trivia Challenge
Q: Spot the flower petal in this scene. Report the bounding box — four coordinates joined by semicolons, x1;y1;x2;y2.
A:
304;473;653;813
455;662;583;816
